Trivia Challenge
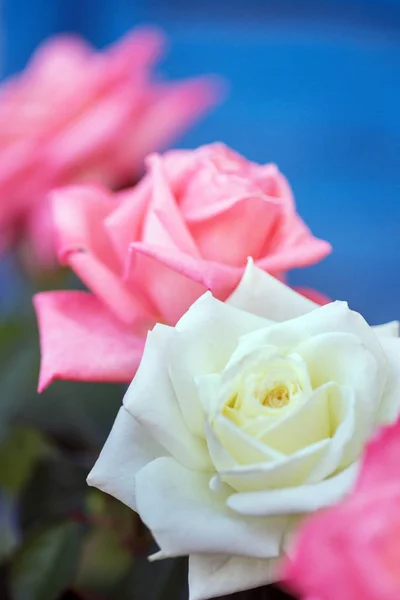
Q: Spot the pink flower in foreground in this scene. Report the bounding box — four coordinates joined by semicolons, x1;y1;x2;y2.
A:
0;27;221;270
34;142;331;390
283;413;400;600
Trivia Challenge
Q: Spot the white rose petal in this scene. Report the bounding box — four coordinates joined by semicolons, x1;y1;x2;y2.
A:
227;257;318;319
296;332;383;465
87;407;164;511
170;292;268;437
258;382;332;454
244;302;387;372
89;263;400;600
372;321;400;338
377;337;400;423
210;413;284;465
227;463;359;517
305;384;356;481
216;438;331;493
189;554;280;600
124;323;212;471
135;456;288;559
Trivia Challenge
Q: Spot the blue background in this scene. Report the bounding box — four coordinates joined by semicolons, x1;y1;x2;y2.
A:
2;0;400;324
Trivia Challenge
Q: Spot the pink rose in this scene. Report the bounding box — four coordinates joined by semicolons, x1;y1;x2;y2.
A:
0;27;221;271
34;142;331;390
282;415;400;600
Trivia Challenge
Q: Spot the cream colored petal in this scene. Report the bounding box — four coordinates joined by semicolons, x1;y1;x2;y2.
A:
124;323;212;471
170;292;268;436
217;439;330;493
211;413;284;465
296;332;382;465
372;321;399;338
195;373;221;416
244;302;387;385
257;383;331;454
377;337;400;424
227;463;358;517
87;407;165;511
204;420;238;472
227;258;317;320
305;384;356;480
135;456;287;559
189;554;280;600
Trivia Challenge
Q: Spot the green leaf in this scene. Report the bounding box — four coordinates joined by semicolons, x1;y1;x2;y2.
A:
0;320;27;349
0;326;39;440
0;426;49;494
22;380;124;450
116;555;188;600
158;557;188;600
31;267;77;294
75;492;138;593
0;493;19;561
0;309;124;452
75;526;132;592
10;521;83;600
19;455;89;532
0;563;12;600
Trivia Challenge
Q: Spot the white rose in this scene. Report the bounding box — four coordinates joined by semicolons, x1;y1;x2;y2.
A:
88;260;400;600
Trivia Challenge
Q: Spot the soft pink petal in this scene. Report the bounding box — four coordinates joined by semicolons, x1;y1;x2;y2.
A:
66;253;153;326
0;141;52;225
52;184;152;325
126;243;207;324
153;146;203;195
104;26;166;78
26;35;93;84
257;230;331;273
20;37;100;130
186;194;284;266
34;291;146;390
19;197;58;272
104;180;150;263
126;241;242;311
255;165;296;211
178;144;281;214
116;76;225;172
52;183;119;270
355;419;400;493
43;28;166;181
25;28;163;136
283;485;400;600
143;154;200;256
282;419;400;600
44;86;145;180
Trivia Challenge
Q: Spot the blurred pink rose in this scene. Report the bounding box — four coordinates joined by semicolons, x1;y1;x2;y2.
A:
283;415;400;600
34;142;331;390
0;27;222;271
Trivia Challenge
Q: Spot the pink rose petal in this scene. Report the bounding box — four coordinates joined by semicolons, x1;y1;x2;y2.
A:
283;418;400;600
35;143;330;386
0;28;221;273
34;291;145;391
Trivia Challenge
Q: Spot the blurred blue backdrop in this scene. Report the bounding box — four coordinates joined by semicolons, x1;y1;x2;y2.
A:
2;0;400;324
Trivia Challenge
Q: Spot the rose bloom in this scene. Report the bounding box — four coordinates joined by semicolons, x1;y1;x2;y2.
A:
283;415;400;600
34;142;331;391
0;27;221;270
88;261;400;600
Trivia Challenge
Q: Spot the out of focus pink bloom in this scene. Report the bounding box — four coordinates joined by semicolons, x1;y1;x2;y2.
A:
34;142;331;390
0;27;222;271
283;416;400;600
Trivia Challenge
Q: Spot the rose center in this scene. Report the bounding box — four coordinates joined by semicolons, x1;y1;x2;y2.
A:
261;385;290;408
